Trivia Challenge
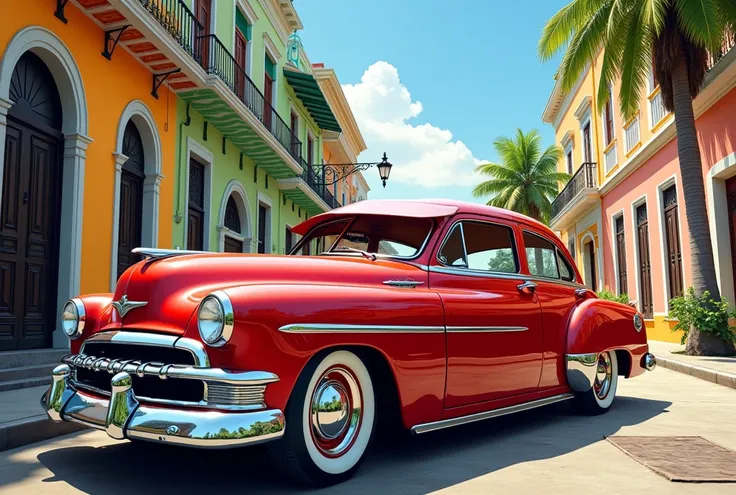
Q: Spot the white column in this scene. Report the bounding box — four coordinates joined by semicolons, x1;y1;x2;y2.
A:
109;153;127;291
54;132;92;349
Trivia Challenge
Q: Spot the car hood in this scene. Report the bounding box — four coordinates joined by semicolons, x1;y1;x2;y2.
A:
105;253;426;336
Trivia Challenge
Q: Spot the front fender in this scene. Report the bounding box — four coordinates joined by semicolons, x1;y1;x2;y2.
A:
69;294;114;353
565;298;648;392
182;283;447;429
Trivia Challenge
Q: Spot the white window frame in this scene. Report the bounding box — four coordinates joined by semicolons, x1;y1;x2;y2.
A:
233;0;257;78
257;192;273;253
610;209;626;296
630;194;650;317
184;137;213;251
656;175;686;313
602;85;616;147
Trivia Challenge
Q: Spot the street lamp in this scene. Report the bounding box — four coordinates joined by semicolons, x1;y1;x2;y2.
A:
321;152;394;188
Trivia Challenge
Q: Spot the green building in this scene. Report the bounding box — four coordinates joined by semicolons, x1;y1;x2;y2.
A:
169;0;364;254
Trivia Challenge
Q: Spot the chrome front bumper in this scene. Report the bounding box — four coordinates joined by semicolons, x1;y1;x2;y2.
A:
41;364;285;448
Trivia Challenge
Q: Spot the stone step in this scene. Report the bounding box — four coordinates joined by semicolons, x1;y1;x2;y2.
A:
0;364;55;383
0;376;52;393
0;349;67;370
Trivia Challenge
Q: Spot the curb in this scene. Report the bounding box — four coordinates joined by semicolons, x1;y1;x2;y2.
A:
0;415;88;452
653;354;736;390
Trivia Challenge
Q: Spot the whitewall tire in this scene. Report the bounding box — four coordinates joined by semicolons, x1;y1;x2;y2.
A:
267;350;376;487
573;350;618;415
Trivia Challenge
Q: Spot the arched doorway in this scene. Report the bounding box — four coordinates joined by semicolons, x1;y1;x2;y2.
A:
218;180;251;253
116;121;145;278
0;52;63;351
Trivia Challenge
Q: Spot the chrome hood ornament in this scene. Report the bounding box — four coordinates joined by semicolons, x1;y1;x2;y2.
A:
112;295;148;319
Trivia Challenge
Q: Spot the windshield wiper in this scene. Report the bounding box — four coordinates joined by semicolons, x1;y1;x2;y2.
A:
334;247;377;261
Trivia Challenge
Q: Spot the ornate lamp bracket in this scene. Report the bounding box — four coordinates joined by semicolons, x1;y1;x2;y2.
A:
151;69;181;99
103;26;130;61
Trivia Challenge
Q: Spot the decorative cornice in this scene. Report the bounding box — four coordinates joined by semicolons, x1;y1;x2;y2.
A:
263;32;280;64
262;0;291;46
313;66;367;158
561;130;575;148
236;0;259;23
573;95;592;121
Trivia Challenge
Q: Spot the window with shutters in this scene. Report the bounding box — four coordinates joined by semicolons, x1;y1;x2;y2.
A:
187;159;206;251
614;215;628;296
285;226;293;254
636;203;654;318
662;184;683;299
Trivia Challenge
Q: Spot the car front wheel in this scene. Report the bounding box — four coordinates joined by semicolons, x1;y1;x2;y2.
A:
573;350;618;415
267;350;375;487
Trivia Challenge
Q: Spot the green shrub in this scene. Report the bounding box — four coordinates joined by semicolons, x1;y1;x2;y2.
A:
596;289;630;304
668;288;736;345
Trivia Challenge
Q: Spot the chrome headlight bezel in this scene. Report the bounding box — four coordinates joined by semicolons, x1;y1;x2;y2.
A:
197;291;234;347
633;313;643;332
62;298;85;340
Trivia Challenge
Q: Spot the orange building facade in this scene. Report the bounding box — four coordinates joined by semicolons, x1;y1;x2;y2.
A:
0;1;175;350
543;36;736;342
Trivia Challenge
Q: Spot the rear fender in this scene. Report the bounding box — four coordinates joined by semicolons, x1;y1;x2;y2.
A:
565;298;647;392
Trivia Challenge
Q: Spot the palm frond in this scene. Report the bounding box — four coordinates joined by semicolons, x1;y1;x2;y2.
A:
675;0;726;50
539;0;611;60
618;5;652;120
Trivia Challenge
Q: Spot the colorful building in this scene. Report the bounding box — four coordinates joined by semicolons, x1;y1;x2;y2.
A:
543;35;736;342
0;0;365;360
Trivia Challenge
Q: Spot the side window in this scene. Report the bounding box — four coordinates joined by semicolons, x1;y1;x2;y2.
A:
557;249;575;281
438;224;467;267
524;232;559;279
438;221;518;273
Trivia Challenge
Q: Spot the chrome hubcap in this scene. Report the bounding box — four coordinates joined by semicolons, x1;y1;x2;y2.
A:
310;367;362;457
594;352;613;400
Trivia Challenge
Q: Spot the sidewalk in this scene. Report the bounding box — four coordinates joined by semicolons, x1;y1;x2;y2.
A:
649;340;736;389
0;385;86;452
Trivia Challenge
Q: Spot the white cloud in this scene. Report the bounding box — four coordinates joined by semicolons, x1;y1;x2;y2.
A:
342;61;484;188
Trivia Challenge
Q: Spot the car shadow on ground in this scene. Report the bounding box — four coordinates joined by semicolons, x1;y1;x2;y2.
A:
33;396;671;494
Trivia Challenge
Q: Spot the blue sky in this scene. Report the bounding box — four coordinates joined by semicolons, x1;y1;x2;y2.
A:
296;0;566;204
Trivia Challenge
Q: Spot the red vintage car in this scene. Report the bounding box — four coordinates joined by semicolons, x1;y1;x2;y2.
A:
42;199;655;486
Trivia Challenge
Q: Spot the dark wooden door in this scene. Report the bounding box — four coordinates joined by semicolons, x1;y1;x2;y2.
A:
264;72;273;131
224;237;243;253
636;203;654;319
726;177;736;299
615;216;628;295
0;119;62;350
117;122;145;279
587;240;597;291
285;227;293;254
290;112;299;157
663;185;683;299
195;0;212;69
0;52;63;351
257;204;267;254
583;122;592;163
187;159;205;251
234;29;247;101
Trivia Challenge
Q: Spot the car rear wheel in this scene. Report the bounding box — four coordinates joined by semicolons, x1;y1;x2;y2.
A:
267;350;375;487
573;350;618;415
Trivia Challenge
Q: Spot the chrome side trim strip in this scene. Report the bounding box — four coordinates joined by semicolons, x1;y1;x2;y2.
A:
428;265;586;289
446;326;528;333
278;324;445;334
566;353;598;392
410;393;575;435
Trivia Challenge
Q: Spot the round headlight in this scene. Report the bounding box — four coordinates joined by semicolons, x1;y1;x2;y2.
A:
62;298;85;339
198;291;234;347
633;313;643;332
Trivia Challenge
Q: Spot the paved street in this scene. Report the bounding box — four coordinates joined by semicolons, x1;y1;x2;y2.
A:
0;367;734;494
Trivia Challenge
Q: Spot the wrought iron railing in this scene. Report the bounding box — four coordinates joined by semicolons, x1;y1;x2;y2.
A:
197;35;301;161
551;162;597;219
299;157;341;209
707;29;736;70
138;0;203;61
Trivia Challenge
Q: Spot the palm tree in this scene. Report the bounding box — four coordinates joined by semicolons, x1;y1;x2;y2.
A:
539;0;736;356
473;129;570;225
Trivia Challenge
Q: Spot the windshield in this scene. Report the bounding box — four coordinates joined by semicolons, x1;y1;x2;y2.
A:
290;215;433;259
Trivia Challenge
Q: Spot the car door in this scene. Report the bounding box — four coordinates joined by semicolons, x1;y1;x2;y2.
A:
429;216;544;408
521;230;581;390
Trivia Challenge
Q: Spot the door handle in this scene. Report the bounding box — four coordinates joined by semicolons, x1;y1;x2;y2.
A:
517;281;537;293
575;288;590;299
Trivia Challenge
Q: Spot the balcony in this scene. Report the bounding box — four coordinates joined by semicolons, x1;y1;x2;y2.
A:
65;0;305;178
707;30;736;70
550;162;599;230
278;157;342;214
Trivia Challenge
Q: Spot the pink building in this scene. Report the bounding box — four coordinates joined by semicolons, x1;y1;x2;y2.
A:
543;37;736;342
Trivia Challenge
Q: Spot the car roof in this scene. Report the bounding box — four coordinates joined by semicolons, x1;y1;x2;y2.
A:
292;199;550;235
